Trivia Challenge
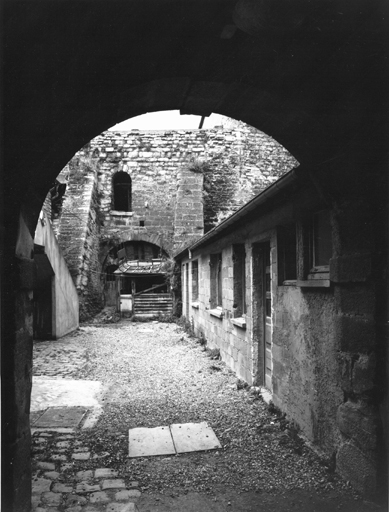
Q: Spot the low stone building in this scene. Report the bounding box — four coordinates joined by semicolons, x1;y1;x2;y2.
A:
55;123;296;319
176;166;384;496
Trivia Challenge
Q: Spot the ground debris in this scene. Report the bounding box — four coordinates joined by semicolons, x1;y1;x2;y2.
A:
60;321;360;499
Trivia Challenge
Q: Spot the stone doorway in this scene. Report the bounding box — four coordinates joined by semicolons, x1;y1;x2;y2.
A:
252;241;273;390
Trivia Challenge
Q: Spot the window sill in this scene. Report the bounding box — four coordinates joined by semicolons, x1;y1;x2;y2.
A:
191;302;199;309
111;211;133;216
282;280;297;286
296;279;331;288
209;308;224;319
231;317;246;329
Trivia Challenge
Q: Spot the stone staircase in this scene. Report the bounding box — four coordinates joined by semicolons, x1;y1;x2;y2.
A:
133;293;173;318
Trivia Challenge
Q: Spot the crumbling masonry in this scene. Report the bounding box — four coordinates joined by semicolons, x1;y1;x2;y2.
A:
55;123;297;319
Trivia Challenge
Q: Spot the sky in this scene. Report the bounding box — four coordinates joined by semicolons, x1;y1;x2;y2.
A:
108;111;227;131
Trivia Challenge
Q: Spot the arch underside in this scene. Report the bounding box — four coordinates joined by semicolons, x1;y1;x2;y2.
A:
2;2;387;509
4;1;386;232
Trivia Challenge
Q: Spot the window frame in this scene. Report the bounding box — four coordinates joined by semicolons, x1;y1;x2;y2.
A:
210;253;223;311
277;224;297;285
296;209;332;288
112;171;132;212
191;259;199;303
309;209;332;274
232;244;246;318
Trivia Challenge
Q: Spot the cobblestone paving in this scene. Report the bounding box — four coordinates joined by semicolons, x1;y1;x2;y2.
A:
33;331;90;378
32;328;140;511
31;431;140;511
31;322;383;512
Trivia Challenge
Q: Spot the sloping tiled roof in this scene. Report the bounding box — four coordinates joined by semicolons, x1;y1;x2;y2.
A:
114;259;166;275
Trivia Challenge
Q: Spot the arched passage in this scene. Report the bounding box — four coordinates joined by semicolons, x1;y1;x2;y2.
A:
2;2;387;509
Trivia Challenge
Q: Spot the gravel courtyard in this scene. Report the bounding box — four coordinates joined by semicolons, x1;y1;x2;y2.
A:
32;320;383;511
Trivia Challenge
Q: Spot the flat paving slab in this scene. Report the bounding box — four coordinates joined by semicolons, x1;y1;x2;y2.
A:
128;422;221;457
31;377;102;411
170;422;222;453
33;406;87;428
128;426;176;457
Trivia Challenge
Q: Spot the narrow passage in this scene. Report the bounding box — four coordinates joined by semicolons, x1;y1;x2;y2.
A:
32;321;381;512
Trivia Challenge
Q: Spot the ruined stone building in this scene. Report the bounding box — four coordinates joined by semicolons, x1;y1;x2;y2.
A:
3;2;387;510
54;124;296;319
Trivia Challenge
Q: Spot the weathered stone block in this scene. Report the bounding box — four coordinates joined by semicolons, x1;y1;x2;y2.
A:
106;503;139;512
330;253;371;282
102;479;126;490
52;482;73;492
95;468;118;478
32;478;51;494
336;401;378;450
37;461;55;471
352;353;376;394
334;285;375;318
336;441;376;496
338;352;352;393
90;491;110;504
115;489;141;500
334;314;375;353
41;491;62;506
65;495;88;507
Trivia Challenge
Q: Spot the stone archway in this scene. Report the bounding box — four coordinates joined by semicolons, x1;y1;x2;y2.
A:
3;2;387;509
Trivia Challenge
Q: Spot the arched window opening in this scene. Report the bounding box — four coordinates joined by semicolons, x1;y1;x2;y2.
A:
113;172;132;211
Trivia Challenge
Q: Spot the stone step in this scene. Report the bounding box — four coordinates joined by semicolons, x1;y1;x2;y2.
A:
135;297;172;302
134;308;172;313
134;299;172;303
135;300;172;305
135;295;172;302
133;293;173;316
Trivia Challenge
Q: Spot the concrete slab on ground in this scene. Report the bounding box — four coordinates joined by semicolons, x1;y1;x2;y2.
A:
128;423;221;457
33;406;87;428
31;377;102;411
128;427;176;457
170;422;221;453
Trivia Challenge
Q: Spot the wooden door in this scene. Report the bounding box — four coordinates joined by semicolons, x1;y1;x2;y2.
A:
264;248;272;390
252;242;272;389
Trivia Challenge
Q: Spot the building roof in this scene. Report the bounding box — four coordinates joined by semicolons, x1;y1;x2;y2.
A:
114;259;166;275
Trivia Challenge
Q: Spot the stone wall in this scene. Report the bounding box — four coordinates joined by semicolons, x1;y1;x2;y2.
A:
34;211;79;338
330;198;381;495
56;155;103;320
200;125;297;230
178;179;385;497
88;124;296;245
56;125;296;318
173;167;204;251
